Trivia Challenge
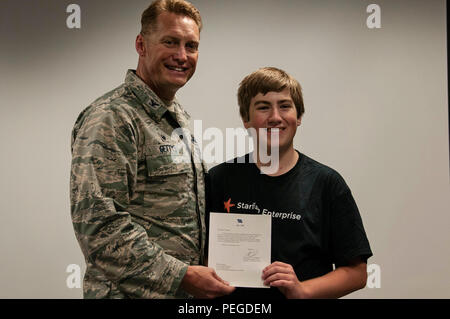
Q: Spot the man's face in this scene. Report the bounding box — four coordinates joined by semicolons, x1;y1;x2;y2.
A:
244;89;301;154
136;12;200;100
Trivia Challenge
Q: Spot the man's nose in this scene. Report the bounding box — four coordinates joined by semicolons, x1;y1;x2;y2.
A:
173;45;187;63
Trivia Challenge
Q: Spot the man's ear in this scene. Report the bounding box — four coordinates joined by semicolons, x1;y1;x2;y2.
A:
297;115;302;126
135;34;146;57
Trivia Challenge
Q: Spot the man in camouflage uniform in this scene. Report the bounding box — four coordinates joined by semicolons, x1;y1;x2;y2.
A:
70;0;234;298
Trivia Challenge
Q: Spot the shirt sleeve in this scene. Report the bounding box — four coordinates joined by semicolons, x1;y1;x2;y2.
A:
326;170;373;268
70;106;188;298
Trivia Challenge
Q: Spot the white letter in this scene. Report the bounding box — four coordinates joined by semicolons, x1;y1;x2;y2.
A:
257;129;279;175
225;127;249;163
366;263;381;288
193;120;203;163
262;304;271;314
66;264;81;288
171;127;192;164
237;304;245;314
66;4;81;29
203;127;223;164
366;4;381;29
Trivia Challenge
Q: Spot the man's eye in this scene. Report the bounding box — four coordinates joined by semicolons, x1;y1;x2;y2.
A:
281;104;292;108
163;39;176;46
186;43;199;52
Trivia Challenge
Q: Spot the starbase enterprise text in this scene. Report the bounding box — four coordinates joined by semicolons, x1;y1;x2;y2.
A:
176;302;271;317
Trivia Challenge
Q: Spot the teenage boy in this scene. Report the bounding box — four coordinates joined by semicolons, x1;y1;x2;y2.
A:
207;67;372;299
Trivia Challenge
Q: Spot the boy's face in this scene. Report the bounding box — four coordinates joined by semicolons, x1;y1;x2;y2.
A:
244;88;301;154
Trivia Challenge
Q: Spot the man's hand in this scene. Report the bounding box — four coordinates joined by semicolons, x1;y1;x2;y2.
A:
181;266;236;298
262;261;306;299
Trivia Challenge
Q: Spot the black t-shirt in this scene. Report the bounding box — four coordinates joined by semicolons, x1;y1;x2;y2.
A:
206;151;372;299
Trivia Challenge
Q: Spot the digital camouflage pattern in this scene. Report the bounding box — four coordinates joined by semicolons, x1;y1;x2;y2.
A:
70;70;206;298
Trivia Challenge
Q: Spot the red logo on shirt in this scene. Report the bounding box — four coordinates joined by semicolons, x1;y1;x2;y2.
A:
224;198;235;213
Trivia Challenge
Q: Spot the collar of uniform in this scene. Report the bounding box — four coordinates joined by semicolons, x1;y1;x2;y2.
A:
125;69;168;122
172;100;191;121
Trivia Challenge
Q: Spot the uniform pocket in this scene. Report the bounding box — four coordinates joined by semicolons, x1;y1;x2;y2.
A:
142;145;192;213
145;144;191;177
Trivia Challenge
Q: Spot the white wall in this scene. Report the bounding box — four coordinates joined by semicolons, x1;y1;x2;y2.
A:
0;0;448;298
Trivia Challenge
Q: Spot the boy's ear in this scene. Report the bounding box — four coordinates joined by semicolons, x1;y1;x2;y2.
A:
242;114;251;129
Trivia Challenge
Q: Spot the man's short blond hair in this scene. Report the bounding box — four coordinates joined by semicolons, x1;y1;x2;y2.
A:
140;0;202;35
238;67;305;121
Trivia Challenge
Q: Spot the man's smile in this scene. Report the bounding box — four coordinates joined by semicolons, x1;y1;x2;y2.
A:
165;64;188;73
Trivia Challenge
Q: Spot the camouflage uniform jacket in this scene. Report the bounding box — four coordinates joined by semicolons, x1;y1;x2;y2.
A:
70;70;206;298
